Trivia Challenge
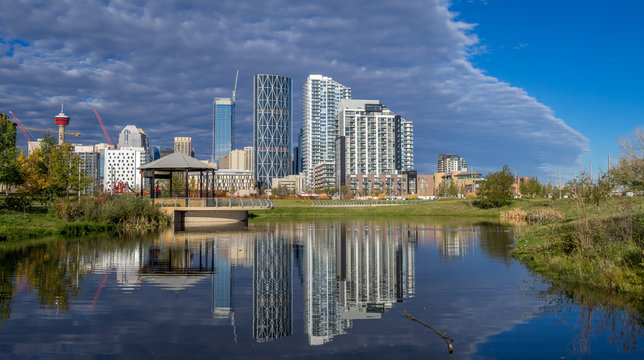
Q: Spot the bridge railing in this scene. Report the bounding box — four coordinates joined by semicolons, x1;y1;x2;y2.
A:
153;197;274;209
311;199;436;207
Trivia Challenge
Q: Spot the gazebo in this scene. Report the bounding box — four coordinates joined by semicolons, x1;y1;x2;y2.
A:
139;152;216;202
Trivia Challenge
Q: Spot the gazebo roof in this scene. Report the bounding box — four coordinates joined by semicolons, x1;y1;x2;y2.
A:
139;152;215;171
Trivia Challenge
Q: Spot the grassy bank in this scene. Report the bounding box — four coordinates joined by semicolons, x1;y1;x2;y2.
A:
0;194;168;245
250;198;503;220
0;210;116;244
513;197;644;295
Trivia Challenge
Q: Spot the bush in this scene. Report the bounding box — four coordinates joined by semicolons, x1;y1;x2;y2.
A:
52;194;168;230
1;194;33;212
501;207;564;224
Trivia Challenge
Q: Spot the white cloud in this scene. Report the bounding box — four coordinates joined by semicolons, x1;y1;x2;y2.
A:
0;0;588;177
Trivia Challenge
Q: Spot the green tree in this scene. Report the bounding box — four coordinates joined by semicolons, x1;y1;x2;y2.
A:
340;185;352;199
0;113;23;195
567;171;613;215
476;165;514;208
519;178;543;198
448;181;459;197
21;135;89;203
610;127;643;191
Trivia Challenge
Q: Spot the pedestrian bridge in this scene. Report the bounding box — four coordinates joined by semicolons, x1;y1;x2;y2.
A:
152;197;274;228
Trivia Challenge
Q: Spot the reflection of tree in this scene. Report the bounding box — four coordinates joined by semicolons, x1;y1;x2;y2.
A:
0;250;20;324
475;221;515;264
537;283;643;355
16;244;83;311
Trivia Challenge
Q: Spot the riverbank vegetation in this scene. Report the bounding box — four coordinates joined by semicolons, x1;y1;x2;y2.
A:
0;118;168;242
515;128;644;296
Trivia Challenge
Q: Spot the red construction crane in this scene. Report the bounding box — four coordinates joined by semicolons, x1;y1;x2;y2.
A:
9;111;31;142
93;108;114;148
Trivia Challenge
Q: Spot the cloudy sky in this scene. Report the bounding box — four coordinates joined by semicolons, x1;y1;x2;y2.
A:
1;0;641;179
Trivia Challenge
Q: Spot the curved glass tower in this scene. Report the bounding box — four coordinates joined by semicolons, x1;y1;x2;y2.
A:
253;74;292;188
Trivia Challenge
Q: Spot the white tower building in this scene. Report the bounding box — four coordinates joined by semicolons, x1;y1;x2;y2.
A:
302;75;351;188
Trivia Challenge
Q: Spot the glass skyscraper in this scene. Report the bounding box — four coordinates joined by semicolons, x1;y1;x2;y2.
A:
213;97;234;165
253;74;292;188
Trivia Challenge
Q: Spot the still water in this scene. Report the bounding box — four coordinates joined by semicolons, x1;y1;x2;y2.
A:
0;219;642;359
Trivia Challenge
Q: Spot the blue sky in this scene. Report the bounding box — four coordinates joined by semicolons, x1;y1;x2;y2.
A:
451;0;644;177
0;0;640;181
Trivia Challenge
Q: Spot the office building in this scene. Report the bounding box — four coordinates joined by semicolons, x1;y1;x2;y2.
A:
229;149;246;170
437;154;468;174
213;97;234;165
118;125;149;149
244;146;255;174
214;169;256;196
335;100;414;179
174;137;193;157
73;145;101;194
271;174;305;194
254;74;292;188
302;75;351;185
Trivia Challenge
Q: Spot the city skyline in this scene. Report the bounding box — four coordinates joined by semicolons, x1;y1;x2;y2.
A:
1;0;641;180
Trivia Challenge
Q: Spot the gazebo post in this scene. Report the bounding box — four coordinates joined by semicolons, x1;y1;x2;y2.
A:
200;171;203;198
185;169;189;206
169;170;173;198
151;170;155;199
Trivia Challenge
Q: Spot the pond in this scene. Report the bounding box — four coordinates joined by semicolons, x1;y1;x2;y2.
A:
0;219;642;359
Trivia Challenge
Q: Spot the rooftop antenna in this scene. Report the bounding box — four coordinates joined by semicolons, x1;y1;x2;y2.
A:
232;69;239;101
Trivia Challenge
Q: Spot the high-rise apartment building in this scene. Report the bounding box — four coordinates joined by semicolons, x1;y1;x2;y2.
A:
302;75;351;186
396;116;414;172
213;97;234;165
437;154;468;174
335;100;414;182
174;137;193;157
254;74;291;188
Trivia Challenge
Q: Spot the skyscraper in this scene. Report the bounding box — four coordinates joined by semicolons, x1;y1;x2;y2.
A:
302;75;351;186
213;97;234;165
174;137;193;157
254;74;292;188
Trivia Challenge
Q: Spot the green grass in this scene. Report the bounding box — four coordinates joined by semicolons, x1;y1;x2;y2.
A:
513;197;644;297
250;198;503;220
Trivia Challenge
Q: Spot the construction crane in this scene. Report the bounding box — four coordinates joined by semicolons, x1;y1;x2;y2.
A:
232;69;239;101
23;126;81;137
9;111;32;142
92;108;114;147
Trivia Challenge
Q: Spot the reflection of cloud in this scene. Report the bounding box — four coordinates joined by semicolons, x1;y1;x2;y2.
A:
0;0;587;176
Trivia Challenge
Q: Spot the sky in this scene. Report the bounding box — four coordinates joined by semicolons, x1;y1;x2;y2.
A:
0;0;641;181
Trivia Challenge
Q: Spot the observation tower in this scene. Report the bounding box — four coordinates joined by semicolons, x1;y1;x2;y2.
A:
54;104;70;145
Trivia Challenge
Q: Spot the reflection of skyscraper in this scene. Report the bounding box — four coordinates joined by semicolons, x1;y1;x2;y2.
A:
253;234;292;342
304;224;344;345
212;241;233;322
302;222;416;345
438;228;475;260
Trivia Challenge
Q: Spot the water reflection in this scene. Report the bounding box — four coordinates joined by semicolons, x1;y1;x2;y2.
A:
0;219;642;358
301;222;416;345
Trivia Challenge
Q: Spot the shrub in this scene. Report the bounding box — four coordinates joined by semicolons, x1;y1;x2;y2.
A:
501;207;564;225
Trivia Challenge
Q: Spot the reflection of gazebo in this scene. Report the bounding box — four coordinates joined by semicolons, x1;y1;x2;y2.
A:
139;152;216;201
